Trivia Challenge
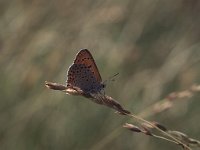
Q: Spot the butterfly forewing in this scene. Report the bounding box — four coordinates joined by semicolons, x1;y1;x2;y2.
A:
73;49;102;82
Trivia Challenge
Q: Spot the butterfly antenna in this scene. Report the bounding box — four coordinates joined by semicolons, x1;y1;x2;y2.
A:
103;73;119;85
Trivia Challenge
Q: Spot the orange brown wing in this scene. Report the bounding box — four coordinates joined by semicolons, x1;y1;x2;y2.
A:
73;49;102;82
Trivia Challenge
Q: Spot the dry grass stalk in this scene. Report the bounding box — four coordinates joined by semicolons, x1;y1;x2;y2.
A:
126;113;192;150
139;84;200;118
153;122;200;148
167;84;200;101
123;123;180;144
124;122;200;149
45;81;130;114
45;81;199;150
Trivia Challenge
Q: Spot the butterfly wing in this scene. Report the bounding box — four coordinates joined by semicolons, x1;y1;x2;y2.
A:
73;49;102;82
66;49;103;93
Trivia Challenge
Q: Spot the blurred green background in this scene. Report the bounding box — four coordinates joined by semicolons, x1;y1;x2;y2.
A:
0;0;200;150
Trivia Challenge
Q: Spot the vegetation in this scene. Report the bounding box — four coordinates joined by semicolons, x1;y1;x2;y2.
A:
0;1;200;150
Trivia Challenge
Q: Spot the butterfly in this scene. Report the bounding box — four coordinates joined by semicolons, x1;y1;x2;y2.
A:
66;49;105;95
45;49;130;114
